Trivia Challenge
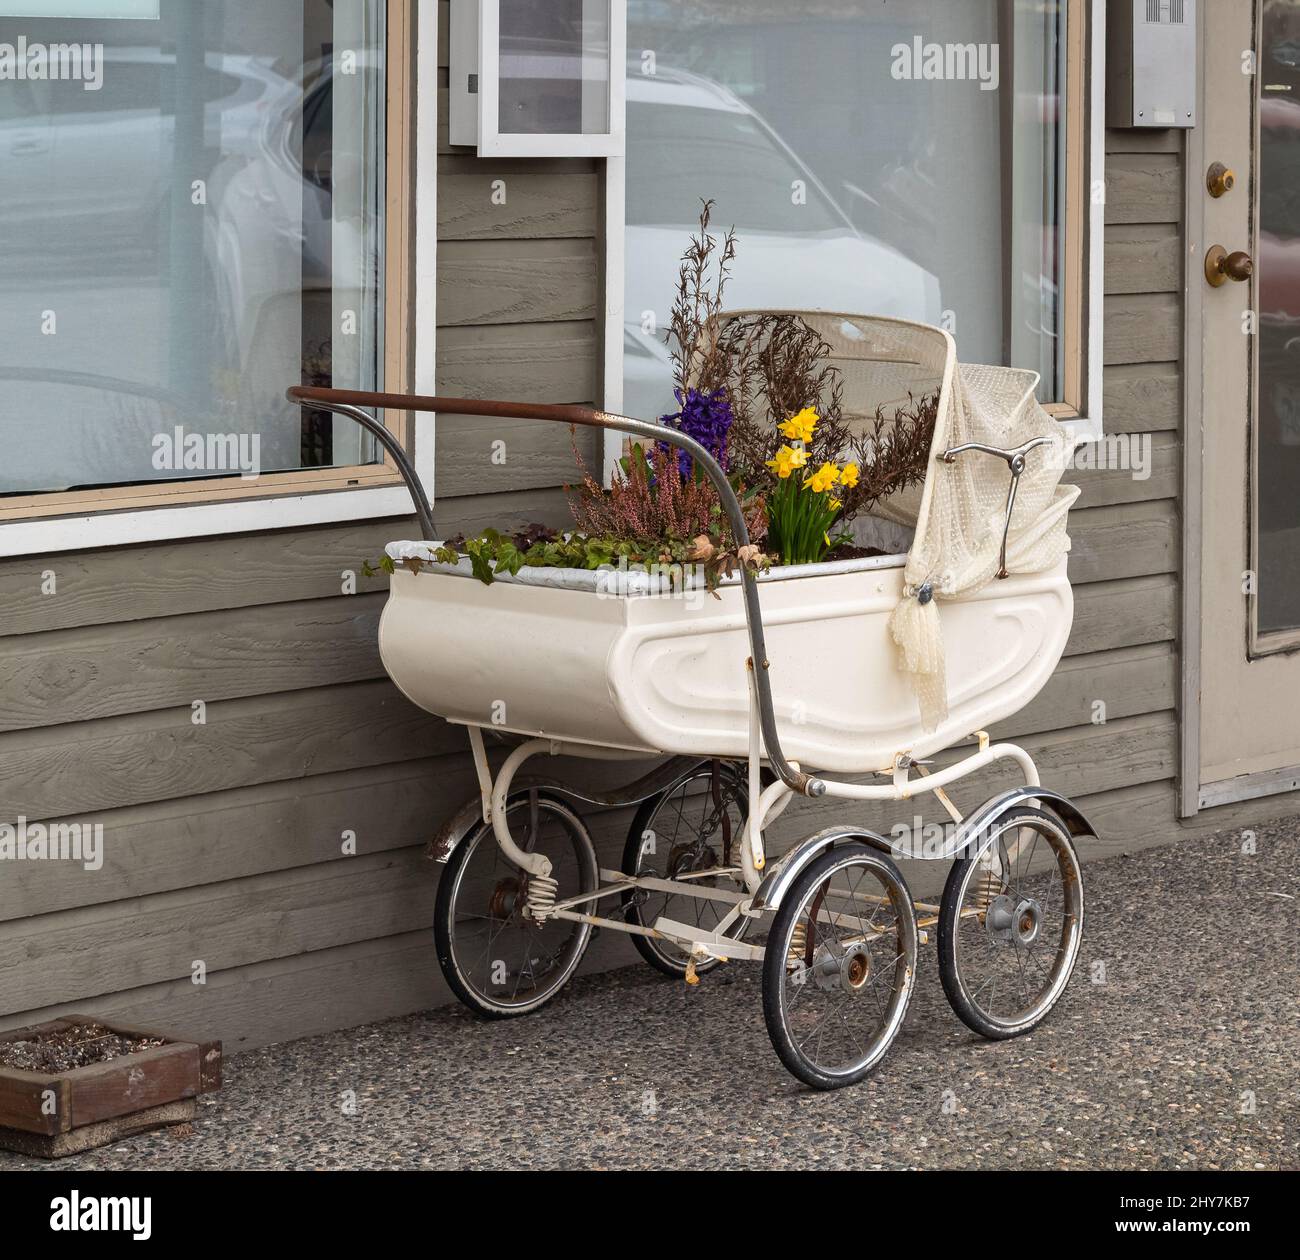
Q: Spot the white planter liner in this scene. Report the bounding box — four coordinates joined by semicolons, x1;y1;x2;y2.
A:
384;514;918;596
385;540;907;595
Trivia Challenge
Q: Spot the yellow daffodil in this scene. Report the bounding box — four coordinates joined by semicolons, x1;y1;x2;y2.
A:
765;444;808;480
806;461;840;494
828;498;843;511
778;407;819;444
840;462;860;489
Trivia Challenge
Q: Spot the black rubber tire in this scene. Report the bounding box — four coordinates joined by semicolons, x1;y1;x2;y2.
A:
434;793;598;1019
761;843;918;1090
620;761;751;979
937;806;1084;1041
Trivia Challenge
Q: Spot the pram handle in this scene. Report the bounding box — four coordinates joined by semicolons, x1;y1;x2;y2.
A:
940;435;1057;580
286;385;820;799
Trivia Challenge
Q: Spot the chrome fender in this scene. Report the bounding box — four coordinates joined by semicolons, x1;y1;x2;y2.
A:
750;825;895;912
429;778;570;864
749;789;1096;911
937;786;1097;863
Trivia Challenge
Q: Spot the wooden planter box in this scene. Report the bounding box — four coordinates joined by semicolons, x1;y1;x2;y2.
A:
0;1016;221;1159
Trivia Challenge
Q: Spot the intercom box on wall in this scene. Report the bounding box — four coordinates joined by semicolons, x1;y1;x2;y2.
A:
1106;0;1197;128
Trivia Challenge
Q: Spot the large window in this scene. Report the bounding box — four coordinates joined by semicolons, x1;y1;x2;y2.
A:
0;0;398;514
622;0;1085;426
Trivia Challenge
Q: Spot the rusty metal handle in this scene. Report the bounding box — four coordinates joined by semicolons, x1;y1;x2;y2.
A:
286;385;819;798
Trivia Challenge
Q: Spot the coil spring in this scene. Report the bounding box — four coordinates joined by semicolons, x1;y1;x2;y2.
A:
524;873;558;923
787;922;807;970
976;867;1003;909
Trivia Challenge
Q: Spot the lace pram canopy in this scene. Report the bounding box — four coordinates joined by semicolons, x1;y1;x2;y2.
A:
718;311;1081;732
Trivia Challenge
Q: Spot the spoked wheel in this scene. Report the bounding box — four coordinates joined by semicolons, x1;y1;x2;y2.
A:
937;805;1084;1040
620;760;751;978
761;843;918;1090
434;792;599;1018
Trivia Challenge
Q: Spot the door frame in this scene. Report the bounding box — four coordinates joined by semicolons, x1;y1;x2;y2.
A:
1181;0;1300;814
1180;0;1207;817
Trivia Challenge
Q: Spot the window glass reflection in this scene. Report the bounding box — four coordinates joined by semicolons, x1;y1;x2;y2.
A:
623;0;1066;427
0;0;385;496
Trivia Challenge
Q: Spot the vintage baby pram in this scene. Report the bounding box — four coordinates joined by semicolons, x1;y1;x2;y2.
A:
288;314;1090;1091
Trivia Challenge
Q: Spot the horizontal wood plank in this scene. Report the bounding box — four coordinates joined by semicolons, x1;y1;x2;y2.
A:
1103;362;1182;433
1065;431;1179;508
975;712;1176;801
0;849;439;1013
435;321;598;402
1066;574;1177;656
439;170;599;241
434;413;599;497
0;746;661;923
1105;226;1182;294
0;681;451;822
1105;153;1182;224
0;521;411;638
1068;500;1179;583
437;238;598;327
434;486;575;534
0;759;452;922
1104;293;1183;365
992;644;1176;738
0;596;387;732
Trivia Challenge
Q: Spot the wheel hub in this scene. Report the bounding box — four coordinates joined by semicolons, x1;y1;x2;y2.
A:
667;841;717;880
809;944;873;994
985;894;1043;947
488;876;525;921
842;945;872;992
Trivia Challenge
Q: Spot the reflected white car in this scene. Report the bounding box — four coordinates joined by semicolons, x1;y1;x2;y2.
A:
204;55;380;469
622;69;942;424
0;46;288;266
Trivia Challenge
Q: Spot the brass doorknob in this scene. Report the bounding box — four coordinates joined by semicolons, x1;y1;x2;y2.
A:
1205;244;1253;286
1207;162;1236;197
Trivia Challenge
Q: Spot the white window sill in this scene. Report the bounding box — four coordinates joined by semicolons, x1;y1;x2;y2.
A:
0;483;425;559
1059;412;1103;449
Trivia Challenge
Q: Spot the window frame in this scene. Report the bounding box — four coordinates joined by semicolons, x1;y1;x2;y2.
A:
0;0;437;559
475;0;627;159
600;0;1105;472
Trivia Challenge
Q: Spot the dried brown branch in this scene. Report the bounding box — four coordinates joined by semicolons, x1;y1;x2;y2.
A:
845;390;937;514
666;200;739;399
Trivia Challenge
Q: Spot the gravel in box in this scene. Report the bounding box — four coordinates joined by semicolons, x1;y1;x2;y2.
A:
0;1023;165;1073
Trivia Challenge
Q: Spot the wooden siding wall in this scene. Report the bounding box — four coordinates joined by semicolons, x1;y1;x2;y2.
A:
432;2;603;530
5;44;1300;1053
0;1;624;1053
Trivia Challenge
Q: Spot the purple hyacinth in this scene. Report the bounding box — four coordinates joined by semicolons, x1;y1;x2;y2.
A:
659;386;733;479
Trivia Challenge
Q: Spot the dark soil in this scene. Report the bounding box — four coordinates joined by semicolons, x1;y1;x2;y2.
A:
823;543;890;562
0;1023;166;1073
